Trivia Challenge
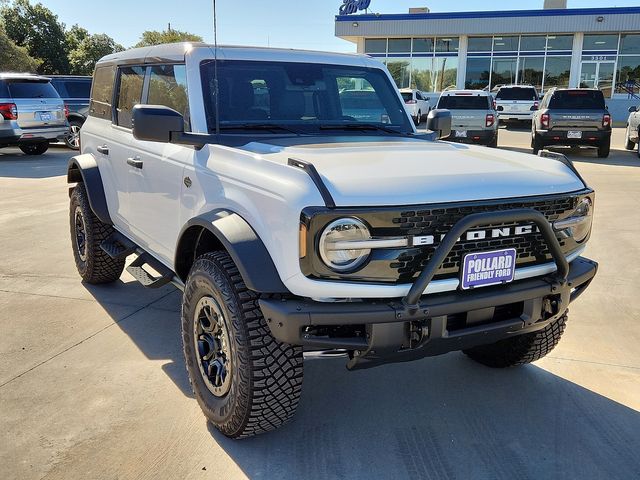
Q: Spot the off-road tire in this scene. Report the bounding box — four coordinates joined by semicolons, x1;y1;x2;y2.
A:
624;126;635;150
69;184;125;284
532;134;544;155
19;143;49;155
488;133;498;148
182;251;303;439
463;314;567;368
597;138;611;158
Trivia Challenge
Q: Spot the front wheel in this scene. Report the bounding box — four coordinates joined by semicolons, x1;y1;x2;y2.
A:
464;314;567;368
19;143;49;155
182;251;303;438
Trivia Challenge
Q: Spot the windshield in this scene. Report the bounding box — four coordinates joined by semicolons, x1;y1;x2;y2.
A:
200;60;413;135
437;95;490;110
549;90;605;110
496;88;538;101
7;80;59;99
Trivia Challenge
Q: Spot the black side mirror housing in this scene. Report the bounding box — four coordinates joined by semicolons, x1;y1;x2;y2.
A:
426;109;452;140
132;105;185;143
629;105;638;113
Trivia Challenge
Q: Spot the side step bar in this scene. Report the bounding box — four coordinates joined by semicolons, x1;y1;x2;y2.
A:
100;232;137;260
126;252;174;289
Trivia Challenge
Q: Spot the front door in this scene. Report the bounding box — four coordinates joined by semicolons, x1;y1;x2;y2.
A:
580;61;615;98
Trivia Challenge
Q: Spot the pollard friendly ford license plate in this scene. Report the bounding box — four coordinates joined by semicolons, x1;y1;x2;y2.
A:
461;248;517;290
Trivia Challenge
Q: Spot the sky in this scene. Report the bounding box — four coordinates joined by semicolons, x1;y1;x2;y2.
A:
37;0;640;53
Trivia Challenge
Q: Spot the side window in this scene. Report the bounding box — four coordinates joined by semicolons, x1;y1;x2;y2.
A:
147;64;190;130
115;66;145;128
65;80;92;99
89;66;116;120
416;92;424;101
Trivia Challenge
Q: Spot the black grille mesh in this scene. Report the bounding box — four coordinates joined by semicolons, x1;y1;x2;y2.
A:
389;196;577;282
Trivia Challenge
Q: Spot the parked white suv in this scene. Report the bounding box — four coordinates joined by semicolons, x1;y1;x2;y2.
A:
67;43;597;439
494;85;540;124
400;88;431;125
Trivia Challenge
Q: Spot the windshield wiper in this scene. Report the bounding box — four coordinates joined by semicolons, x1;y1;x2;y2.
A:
319;123;406;135
219;123;303;135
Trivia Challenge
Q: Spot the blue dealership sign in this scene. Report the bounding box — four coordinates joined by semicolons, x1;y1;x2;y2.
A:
339;0;371;15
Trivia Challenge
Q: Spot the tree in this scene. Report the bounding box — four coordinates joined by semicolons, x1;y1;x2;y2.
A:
65;24;89;54
1;0;69;74
69;33;123;75
0;22;40;72
134;28;202;48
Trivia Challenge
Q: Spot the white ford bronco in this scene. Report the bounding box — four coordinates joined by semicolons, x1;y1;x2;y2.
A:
67;43;598;438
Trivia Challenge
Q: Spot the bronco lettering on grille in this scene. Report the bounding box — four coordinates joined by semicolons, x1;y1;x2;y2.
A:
411;225;535;247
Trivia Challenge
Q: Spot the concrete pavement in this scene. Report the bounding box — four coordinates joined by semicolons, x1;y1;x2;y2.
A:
1;133;639;480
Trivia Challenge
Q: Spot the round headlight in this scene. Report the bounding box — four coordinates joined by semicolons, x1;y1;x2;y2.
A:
319;218;371;272
572;197;593;242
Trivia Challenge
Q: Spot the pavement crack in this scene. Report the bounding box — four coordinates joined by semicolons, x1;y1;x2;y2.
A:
546;355;640;371
0;290;177;389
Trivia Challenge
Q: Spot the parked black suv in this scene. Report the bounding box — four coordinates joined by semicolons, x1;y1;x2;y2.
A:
532;88;611;158
48;75;92;150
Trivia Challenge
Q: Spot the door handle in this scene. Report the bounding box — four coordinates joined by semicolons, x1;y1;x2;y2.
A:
127;156;143;169
97;145;109;155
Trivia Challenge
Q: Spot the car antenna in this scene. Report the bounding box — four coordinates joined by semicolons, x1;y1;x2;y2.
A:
213;0;220;136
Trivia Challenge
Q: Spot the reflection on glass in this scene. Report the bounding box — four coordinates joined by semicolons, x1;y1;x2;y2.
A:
616;56;640;95
520;36;547;51
435;37;459;52
386;58;411;89
410;57;433;91
546;35;573;51
518;57;544;91
493;36;519;52
544;56;572;89
465;57;491;89
364;39;386;54
491;57;518;87
468;36;493;52
412;38;434;53
433;57;458;91
583;34;619;51
388;38;412;53
620;34;640;55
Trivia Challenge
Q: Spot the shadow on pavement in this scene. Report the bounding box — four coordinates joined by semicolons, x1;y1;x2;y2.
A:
0;150;70;178
501;144;640;167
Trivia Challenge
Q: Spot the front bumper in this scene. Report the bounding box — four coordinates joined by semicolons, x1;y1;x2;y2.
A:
444;129;497;145
261;208;598;370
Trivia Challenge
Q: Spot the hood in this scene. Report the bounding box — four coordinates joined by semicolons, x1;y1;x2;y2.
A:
240;136;586;207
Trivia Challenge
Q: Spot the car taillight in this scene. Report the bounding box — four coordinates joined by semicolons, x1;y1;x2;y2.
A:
64;104;69;118
603;114;611;128
486;114;495;128
0;103;18;120
541;113;550;129
405;99;417;104
492;100;497;110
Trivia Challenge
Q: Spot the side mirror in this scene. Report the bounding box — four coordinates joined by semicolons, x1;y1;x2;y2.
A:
132;105;185;143
426;109;452;140
629;105;638;113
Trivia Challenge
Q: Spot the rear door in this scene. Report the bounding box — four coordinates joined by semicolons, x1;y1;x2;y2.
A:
439;94;490;130
7;79;65;129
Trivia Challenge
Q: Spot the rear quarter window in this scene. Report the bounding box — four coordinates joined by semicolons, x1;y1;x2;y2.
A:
7;81;60;99
549;90;605;110
90;66;116;120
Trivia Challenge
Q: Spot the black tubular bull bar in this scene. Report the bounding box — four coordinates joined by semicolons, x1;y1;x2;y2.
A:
260;209;596;370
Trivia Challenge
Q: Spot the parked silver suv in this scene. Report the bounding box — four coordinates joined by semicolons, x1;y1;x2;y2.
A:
436;89;498;147
0;73;68;155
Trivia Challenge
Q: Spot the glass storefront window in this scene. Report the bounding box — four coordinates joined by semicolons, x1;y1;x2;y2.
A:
544;56;572;89
546;35;573;51
584;34;619;51
616;56;640;93
620;34;640;55
410;57;433;91
433;57;458;91
520;36;547;51
412;38;434;53
468;37;493;52
388;38;411;53
364;39;386;54
435;37;459;53
518;56;544;92
465;57;491;89
386;57;411;88
491;57;518;87
493;36;519;52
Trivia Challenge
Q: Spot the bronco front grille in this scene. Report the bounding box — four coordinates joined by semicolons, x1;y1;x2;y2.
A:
300;192;587;285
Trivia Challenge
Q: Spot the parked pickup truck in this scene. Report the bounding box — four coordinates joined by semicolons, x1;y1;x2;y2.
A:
67;43;597;438
532;88;611;158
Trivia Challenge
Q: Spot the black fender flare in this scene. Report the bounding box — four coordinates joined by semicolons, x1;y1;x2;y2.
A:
177;211;289;294
66;113;86;125
67;154;112;225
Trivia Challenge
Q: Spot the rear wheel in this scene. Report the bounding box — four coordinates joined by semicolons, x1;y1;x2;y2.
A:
182;251;303;438
19;143;49;155
65;120;83;150
597;138;611;158
488;132;498;148
464;314;567;368
69;184;125;284
414;110;422;126
532;133;544;155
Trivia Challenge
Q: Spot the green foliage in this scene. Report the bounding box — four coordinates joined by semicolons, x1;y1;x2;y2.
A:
1;0;69;74
0;22;40;71
135;29;203;48
69;33;124;76
65;24;89;54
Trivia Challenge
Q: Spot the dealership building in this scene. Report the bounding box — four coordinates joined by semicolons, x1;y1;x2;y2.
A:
335;2;640;121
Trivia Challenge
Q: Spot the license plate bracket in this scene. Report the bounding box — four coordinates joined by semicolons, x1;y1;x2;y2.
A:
567;131;582;139
461;248;517;290
455;130;467;138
